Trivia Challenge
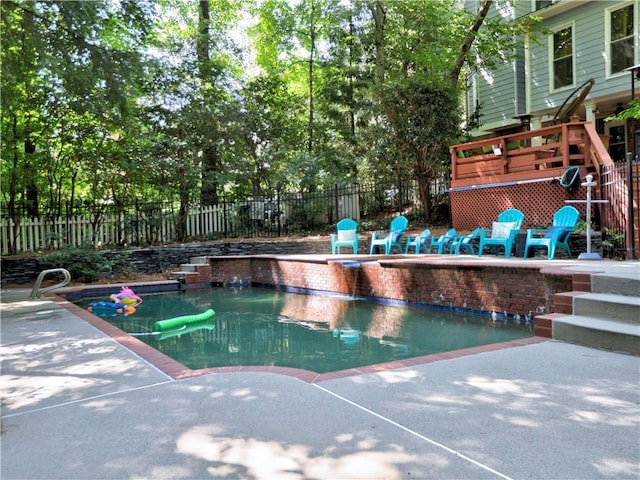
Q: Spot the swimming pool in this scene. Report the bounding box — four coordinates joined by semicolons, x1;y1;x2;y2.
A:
77;286;533;374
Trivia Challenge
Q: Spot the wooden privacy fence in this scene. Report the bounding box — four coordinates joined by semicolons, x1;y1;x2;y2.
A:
0;204;225;255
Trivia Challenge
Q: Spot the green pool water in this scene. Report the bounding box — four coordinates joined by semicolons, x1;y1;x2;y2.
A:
79;287;533;373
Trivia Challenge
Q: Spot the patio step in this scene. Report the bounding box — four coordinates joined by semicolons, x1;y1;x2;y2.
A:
572;293;640;324
553;315;640;356
551;273;640;355
591;273;640;298
170;259;211;284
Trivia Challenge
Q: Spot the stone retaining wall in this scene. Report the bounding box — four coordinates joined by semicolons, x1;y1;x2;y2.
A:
0;233;599;287
0;238;330;286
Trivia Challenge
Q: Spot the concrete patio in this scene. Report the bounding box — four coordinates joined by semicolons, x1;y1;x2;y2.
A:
1;273;639;479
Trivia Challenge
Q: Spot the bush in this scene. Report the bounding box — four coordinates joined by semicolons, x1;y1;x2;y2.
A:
37;246;131;283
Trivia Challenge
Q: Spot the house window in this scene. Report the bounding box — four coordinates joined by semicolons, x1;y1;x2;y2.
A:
535;1;553;10
609;3;635;75
552;26;573;89
607;123;627;162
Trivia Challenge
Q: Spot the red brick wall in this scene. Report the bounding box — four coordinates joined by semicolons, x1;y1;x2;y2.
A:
207;256;574;320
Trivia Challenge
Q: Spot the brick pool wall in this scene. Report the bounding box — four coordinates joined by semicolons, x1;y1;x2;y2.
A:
207;256;574;324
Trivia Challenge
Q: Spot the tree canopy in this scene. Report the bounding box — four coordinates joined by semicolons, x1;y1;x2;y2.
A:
1;0;540;238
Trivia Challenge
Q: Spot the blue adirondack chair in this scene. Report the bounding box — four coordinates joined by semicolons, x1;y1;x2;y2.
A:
405;229;431;254
451;228;482;255
478;209;525;258
523;206;580;259
369;216;409;254
428;228;457;254
331;218;359;254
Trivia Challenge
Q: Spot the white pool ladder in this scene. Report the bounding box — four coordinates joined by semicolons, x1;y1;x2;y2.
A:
29;268;71;299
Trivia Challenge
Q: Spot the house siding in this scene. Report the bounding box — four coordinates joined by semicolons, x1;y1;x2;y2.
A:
477;60;518;126
469;0;521;131
471;0;637;132
528;1;633;114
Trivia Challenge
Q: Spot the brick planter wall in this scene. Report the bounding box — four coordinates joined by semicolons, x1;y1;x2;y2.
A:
208;256;574;321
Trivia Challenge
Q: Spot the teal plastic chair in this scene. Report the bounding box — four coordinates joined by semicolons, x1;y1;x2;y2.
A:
478;209;525;258
369;216;409;254
523;206;580;259
428;228;457;254
405;229;431;254
451;228;482;255
331;218;359;254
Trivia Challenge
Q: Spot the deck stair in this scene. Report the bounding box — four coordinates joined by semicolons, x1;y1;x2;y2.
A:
170;256;211;283
550;273;640;355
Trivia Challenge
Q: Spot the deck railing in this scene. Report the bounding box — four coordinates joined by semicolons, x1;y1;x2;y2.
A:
449;120;639;259
450;120;594;189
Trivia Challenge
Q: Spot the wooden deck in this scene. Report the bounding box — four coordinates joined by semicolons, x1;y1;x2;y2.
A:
449;120;600;190
448;120;639;258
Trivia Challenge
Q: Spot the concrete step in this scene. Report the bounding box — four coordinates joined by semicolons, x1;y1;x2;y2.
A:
170;271;198;280
177;264;197;273
573;293;640;325
189;256;209;265
170;262;211;285
591;273;640;297
553;315;640;356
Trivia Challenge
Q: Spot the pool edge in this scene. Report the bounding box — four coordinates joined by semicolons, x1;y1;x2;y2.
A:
50;289;547;383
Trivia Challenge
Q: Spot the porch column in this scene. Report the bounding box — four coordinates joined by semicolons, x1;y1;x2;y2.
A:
584;99;597;124
530;116;543;146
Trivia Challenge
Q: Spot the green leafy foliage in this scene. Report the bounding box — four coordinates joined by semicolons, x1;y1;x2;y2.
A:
37;246;131;283
3;0;542;245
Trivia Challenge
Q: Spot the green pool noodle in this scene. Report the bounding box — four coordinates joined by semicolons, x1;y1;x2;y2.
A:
157;321;215;341
153;309;215;332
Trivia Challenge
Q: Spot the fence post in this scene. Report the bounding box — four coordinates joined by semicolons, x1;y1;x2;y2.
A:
276;189;282;237
334;183;339;222
398;175;403;214
135;199;140;247
223;196;228;237
626;152;636;259
65;200;70;247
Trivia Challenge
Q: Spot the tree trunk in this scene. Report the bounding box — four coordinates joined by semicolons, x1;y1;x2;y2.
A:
24;137;39;218
348;10;356;143
197;0;219;205
416;173;432;223
197;0;211;81
176;186;190;241
201;145;220;205
449;0;492;89
307;0;316;154
370;1;386;87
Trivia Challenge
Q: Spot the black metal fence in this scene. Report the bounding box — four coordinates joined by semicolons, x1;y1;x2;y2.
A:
598;158;640;259
1;176;450;254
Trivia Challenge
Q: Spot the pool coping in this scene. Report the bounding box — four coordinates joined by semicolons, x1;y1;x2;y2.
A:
50;287;548;383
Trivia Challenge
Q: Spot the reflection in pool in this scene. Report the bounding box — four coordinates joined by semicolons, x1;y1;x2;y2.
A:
77;287;533;374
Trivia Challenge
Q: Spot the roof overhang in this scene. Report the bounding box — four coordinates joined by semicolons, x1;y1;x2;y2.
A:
533;0;593;20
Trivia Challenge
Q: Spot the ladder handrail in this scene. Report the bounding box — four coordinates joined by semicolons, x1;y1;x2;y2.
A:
29;268;71;299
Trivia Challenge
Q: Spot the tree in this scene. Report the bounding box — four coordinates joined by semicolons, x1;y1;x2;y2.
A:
382;80;460;221
1;0;546;248
361;0;541;217
1;0;153;251
238;76;306;194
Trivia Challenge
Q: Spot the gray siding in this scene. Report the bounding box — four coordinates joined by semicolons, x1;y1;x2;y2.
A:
468;0;522;130
474;0;636;130
527;1;628;114
477;59;518;125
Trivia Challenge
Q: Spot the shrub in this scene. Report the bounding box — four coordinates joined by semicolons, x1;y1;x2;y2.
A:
37;245;131;283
